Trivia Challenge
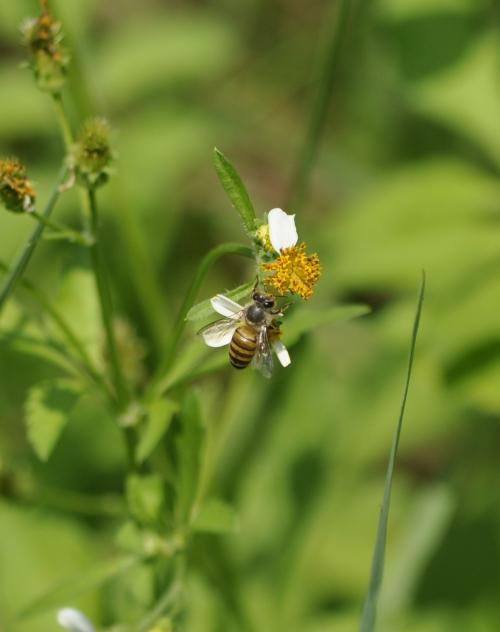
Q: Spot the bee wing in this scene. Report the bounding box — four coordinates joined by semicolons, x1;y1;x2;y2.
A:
198;317;240;348
253;326;274;378
211;294;244;318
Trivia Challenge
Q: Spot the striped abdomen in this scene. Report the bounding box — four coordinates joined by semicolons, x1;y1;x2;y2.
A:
229;324;257;369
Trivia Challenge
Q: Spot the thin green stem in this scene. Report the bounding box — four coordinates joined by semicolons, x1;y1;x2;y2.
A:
135;576;183;632
30;211;91;246
52;92;74;151
288;0;352;211
50;84;135;467
0;166;67;316
87;187;130;405
150;243;254;395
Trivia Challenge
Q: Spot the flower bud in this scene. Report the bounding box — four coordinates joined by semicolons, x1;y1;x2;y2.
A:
73;118;114;188
0;158;36;213
21;0;69;93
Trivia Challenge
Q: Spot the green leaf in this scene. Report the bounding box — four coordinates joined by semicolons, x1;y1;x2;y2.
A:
24;379;81;462
192;497;239;534
185;281;255;322
17;555;141;620
213;148;257;235
283;303;370;346
360;272;425;632
126;473;165;526
136;398;179;465
176;391;204;525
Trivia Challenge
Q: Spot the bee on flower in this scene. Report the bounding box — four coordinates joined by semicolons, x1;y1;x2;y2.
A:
198;289;291;378
260;208;321;301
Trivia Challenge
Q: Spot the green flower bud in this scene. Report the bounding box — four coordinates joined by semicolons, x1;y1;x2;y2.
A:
21;0;69;94
0;158;36;214
73;117;115;188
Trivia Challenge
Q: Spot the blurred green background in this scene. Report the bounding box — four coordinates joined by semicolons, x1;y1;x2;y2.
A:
1;0;500;630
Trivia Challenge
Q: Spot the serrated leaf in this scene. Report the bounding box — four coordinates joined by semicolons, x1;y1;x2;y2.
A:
283;304;370;346
185;281;255;322
136;398;179;465
17;555;141;620
192;498;239;534
126;473;165;526
213;148;257;235
24;379;81;461
176;391;204;525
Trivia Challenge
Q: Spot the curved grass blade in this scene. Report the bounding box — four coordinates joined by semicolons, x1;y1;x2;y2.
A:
359;271;426;632
213;148;257;235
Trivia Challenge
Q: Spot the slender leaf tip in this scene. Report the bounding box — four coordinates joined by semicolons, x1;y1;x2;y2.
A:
359;271;426;632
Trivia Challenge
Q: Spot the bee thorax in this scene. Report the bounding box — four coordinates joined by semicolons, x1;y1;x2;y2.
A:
246;304;266;324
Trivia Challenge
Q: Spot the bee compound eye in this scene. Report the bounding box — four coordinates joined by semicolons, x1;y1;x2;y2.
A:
252;292;259;301
264;299;274;308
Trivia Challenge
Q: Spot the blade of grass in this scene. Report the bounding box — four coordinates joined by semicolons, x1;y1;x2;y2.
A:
0;166;67;316
359;271;426;632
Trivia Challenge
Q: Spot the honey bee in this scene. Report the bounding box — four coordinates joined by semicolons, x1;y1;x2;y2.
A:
198;290;291;378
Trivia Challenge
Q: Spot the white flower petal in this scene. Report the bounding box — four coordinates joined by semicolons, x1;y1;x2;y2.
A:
268;208;298;253
211;294;243;318
273;339;291;367
57;608;96;632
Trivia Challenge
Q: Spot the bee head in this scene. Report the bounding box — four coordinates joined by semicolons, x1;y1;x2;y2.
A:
253;292;275;310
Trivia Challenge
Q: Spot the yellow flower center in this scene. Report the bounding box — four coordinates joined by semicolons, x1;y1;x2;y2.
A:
261;242;321;300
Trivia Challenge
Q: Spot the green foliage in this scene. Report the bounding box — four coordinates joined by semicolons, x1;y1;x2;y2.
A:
24;379;81;461
18;554;141;620
213;148;258;236
192;498;239;535
136;398;179;465
175;392;204;527
0;1;499;630
126;473;165;526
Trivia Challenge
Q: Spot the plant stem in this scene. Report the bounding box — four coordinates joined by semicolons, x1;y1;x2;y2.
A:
0;166;67;316
288;0;352;212
52;92;74;150
87;186;130;405
50;91;135;462
150;243;254;395
30;211;91;245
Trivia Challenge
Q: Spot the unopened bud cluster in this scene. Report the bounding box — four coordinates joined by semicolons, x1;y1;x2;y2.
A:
0;158;36;213
21;1;69;93
73;118;114;187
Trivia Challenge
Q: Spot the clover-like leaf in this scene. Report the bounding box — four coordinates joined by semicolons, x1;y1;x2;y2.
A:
24;379;81;461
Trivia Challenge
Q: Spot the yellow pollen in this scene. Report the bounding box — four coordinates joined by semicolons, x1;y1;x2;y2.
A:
261;242;321;300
